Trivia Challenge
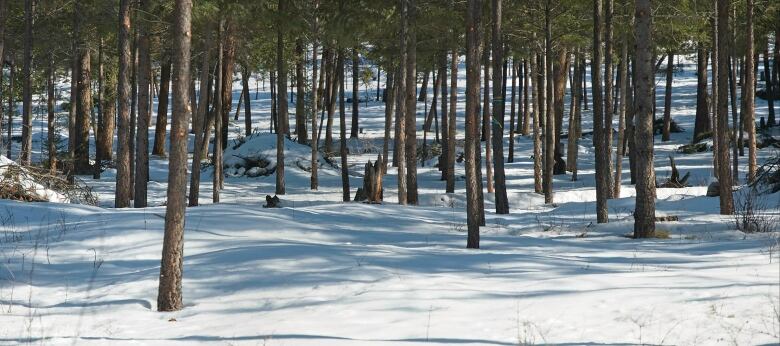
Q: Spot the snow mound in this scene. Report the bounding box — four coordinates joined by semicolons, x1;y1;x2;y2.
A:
223;134;330;177
0;156;69;203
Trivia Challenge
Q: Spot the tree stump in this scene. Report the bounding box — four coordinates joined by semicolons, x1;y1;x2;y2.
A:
658;156;690;188
354;154;384;203
263;195;281;208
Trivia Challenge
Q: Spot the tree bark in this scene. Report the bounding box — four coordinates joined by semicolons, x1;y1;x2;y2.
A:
446;49;458;193
533;54;543;194
522;59;531;136
20;0;33;166
220;20;236;147
693;46;710;142
213;20;224;202
338;50;350;202
633;0;656;238
614;39;628;196
47;55;56;173
382;68;395;175
662;53;674;142
75;49;92;174
593;0;609;222
716;0;734;214
765;44;776;126
491;0;509;214
275;0;287;194
568;52;582;179
115;0;133;207
745;0;756;182
543;0;555;204
482;39;493;193
465;0;482;249
405;0;419;205
509;59;517;162
295;39;307;142
351;49;360;138
310;24;321;188
438;55;449;178
188;29;211;207
157;0;192;312
242;65;252;136
603;0;615;197
135;0;152;207
153;58;172;157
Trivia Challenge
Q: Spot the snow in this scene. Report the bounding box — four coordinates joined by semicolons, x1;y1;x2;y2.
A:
0;155;69;203
0;56;778;345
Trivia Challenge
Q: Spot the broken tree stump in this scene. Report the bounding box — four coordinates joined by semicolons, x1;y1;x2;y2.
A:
658;156;690;188
354;154;384;203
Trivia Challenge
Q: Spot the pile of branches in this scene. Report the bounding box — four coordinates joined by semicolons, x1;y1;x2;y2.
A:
751;153;780;194
0;164;98;205
658;156;690;188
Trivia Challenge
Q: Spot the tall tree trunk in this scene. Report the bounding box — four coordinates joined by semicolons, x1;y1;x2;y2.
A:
716;0;734;214
310;26;321;189
693;46;710;142
482;40;493;193
522;59;530;135
135;0;152;207
745;0;756;182
188;29;211;207
603;0;615;197
553;48;569;174
568;52;581;178
728;55;738;182
491;0;509;214
711;18;720;176
509;59;517;162
20;0;33;166
157;0;192;312
270;71;277;133
382;69;395;175
446;49;458;193
213;20;224;202
533;54;543;194
593;0;609;222
438;55;449;178
47;55;56;173
633;0;656;238
418;70;429;101
115;0;133;207
614;38;628;196
6;64;13;159
242;65;252;136
338;50;350;201
153;58;172;157
275;0;287;194
662;53;674;141
465;0;482;249
295;39;307;142
98;59;116;163
405;0;419;205
765;44;776;126
75;49;92;174
396;6;408;203
220;20;236;147
543;0;555;204
351;49;360;138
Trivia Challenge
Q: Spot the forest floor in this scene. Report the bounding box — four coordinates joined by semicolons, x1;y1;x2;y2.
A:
0;58;779;345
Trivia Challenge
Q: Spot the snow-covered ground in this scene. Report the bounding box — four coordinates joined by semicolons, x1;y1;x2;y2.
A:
0;56;779;345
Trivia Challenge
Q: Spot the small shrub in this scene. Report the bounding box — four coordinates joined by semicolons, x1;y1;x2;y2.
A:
734;187;778;233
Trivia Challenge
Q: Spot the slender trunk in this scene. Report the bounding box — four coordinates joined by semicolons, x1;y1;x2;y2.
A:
447;49;458;193
405;0;419;205
465;0;482;248
711;17;720;177
20;0;33;166
326;51;336;153
716;0;734;214
338;50;350;201
532;54;543;194
568;52;581;177
188;30;211;207
396;12;408;204
75;49;92;174
220;20;236;147
310;28;320;189
633;0;656;238
662;53;674;141
482;41;493;194
522;59;530;135
593;0;609;222
614;38;628;196
351;49;360;138
439;55;449;178
296;40;307;142
418;70;429;101
47;56;56;173
543;0;555;204
115;0;133;207
134;3;152;207
491;0;509;214
382;68;395;175
745;0;756;182
213;20;224;202
765;44;776;126
603;0;615;197
6;64;13;159
153;58;172;157
728;55;738;183
693;46;710;142
157;0;192;312
276;0;287;194
509;58;517;163
242;65;252;136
